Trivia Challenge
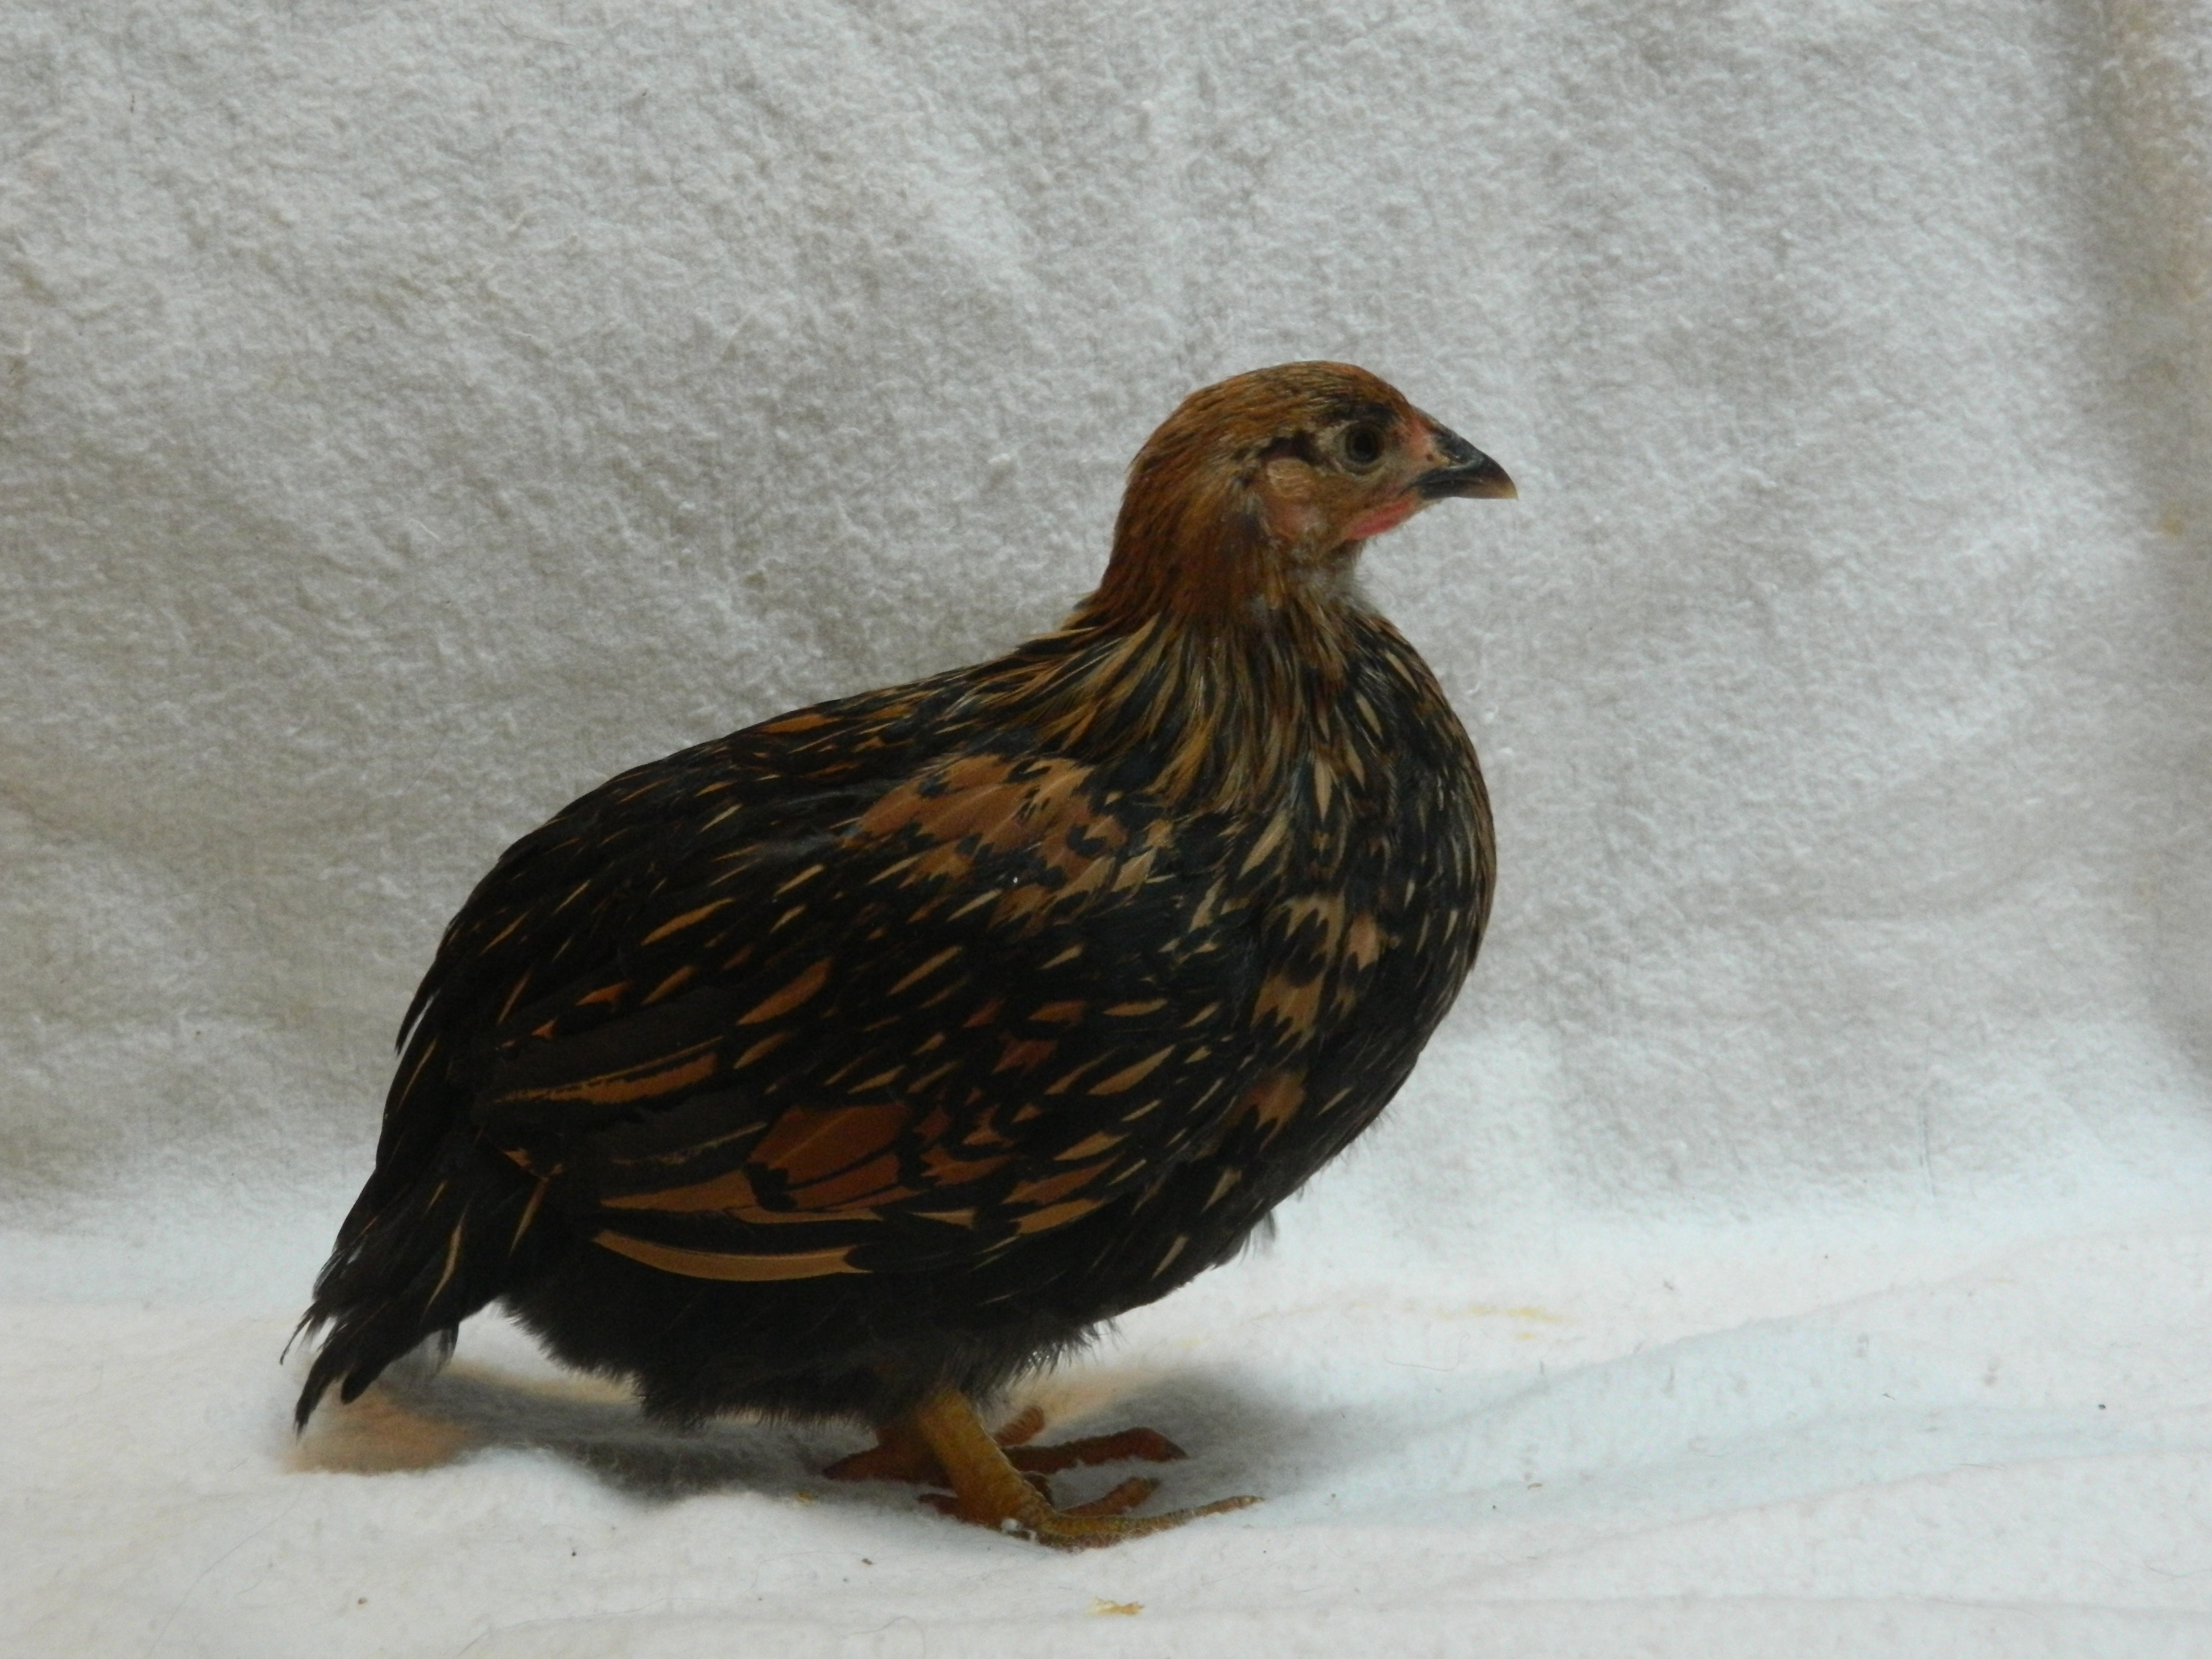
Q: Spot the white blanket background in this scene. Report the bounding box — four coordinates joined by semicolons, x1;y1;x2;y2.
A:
4;3;2211;1654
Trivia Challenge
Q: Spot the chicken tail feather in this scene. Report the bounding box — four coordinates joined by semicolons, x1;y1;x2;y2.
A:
290;1132;543;1431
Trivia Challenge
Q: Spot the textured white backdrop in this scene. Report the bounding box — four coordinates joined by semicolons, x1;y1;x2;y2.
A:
4;3;2211;1654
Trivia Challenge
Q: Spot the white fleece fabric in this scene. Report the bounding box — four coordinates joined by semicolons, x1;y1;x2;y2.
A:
4;2;2210;1654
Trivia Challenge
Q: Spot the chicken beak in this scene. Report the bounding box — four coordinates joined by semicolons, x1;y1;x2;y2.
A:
1412;422;1517;501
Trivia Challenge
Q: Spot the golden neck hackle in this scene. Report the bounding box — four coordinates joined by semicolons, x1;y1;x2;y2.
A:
979;534;1372;818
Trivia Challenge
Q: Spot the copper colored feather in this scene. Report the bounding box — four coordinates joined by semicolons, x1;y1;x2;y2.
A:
295;361;1515;1545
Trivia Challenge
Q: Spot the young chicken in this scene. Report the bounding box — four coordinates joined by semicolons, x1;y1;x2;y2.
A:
295;361;1515;1546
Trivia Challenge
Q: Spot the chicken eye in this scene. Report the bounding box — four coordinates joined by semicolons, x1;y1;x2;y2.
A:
1341;423;1385;469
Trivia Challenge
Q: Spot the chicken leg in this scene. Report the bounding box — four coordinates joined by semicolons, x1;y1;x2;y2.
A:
826;1388;1256;1548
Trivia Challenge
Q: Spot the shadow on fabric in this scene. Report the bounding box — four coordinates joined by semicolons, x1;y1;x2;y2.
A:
287;1349;1293;1516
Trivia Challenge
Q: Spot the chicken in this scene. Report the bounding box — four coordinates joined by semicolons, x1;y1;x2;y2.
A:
294;360;1515;1547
